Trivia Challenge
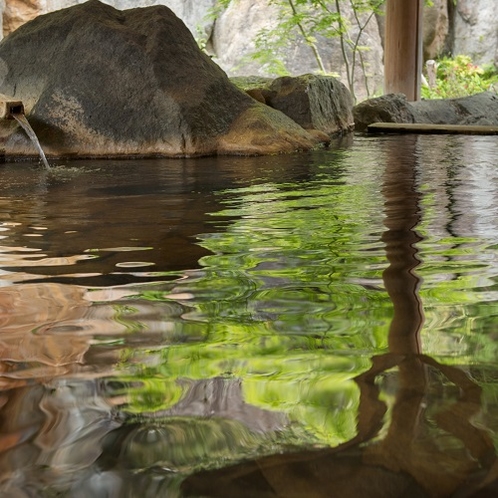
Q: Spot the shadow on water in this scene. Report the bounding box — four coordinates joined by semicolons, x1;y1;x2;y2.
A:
181;136;498;498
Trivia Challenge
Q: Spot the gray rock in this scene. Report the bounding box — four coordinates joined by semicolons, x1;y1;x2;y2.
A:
423;0;451;61
0;0;320;158
411;92;498;125
2;0;384;101
2;0;496;102
353;91;498;130
231;74;354;138
353;94;415;131
265;75;354;137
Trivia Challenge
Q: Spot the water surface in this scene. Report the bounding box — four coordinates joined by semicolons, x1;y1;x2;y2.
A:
0;134;497;497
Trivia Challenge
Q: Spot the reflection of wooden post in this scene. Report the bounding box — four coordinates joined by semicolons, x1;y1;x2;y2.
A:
384;0;424;101
382;135;424;355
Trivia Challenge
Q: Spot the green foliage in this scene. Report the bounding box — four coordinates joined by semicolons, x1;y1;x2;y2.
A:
422;55;498;100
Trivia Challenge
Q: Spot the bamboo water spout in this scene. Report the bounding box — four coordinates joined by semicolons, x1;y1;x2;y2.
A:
0;93;24;119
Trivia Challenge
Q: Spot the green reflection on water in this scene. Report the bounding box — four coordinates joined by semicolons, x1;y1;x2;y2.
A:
102;137;498;485
114;166;394;447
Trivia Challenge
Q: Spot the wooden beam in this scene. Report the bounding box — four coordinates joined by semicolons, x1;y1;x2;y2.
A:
367;123;498;135
384;0;424;101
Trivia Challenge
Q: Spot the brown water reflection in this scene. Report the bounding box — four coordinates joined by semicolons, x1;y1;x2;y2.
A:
182;137;498;498
0;283;91;384
0;151;341;286
0;160;219;285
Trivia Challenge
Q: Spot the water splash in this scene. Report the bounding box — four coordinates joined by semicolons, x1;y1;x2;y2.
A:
12;113;51;170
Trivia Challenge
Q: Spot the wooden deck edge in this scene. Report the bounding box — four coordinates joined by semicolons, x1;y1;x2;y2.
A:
367;122;498;135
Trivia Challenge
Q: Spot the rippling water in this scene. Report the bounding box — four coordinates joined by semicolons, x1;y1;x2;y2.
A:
1;134;498;497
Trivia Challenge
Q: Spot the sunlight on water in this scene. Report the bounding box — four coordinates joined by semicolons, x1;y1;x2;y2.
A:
0;136;498;496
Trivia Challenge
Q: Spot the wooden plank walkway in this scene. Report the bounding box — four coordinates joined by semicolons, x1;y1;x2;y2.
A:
367;122;498;135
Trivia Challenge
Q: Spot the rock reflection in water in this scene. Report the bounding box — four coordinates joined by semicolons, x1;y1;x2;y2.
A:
0;153;328;286
0;382;119;496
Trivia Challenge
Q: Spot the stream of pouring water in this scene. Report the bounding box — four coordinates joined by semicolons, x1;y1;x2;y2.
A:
12;113;51;170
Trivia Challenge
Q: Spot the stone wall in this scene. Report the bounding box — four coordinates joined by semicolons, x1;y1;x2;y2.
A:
209;0;384;102
454;0;498;66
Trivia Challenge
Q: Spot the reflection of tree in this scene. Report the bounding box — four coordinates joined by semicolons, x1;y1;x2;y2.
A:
181;136;498;497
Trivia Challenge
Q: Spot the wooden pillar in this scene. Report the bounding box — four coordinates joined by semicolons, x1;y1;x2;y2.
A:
384;0;424;101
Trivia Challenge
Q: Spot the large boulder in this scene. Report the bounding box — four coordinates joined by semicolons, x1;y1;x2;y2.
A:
353;91;498;130
0;0;320;158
